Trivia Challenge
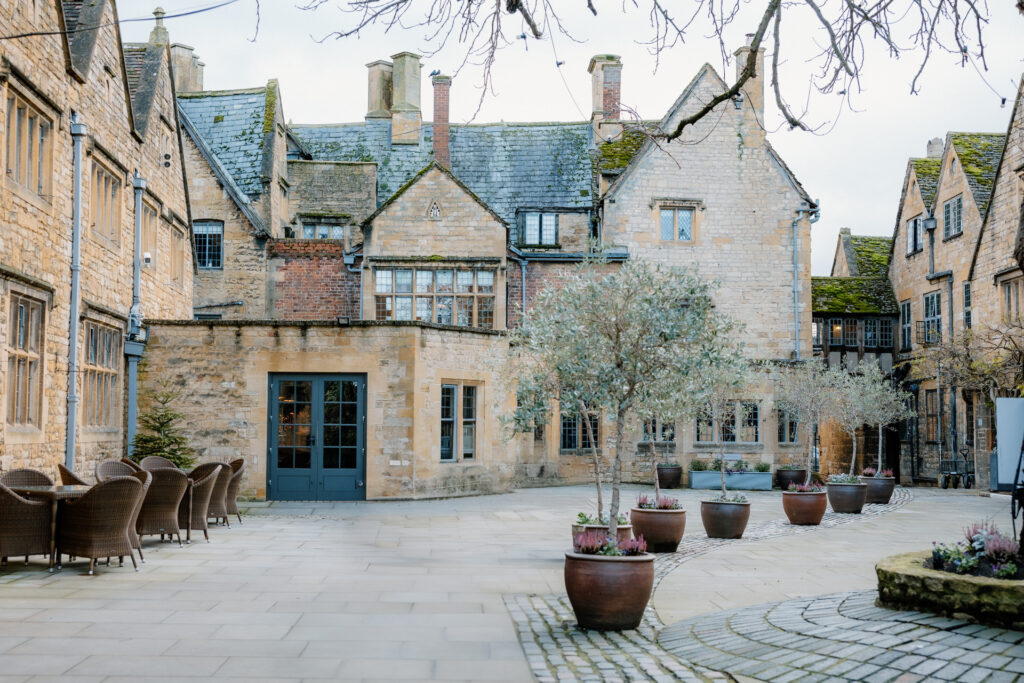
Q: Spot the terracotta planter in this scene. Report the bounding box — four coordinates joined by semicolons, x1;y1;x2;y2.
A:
864;477;896;504
571;524;632;547
776;468;807;491
564;552;655;631
656;464;683;489
782;491;827;525
827;483;867;513
629;508;686;552
700;500;750;539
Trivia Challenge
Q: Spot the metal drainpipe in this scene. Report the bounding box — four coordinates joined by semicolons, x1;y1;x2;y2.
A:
946;275;956;453
125;172;147;458
520;259;527;321
791;202;820;360
65;114;87;470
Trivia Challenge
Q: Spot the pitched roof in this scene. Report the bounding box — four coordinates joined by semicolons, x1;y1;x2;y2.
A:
177;88;269;198
949;132;1006;216
61;0;105;76
811;277;898;315
121;42;164;137
847;235;892;278
290;119;593;225
910;157;941;208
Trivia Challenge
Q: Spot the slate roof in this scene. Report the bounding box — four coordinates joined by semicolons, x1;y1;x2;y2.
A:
122;42;165;137
290;120;593;224
949;133;1006;216
910;157;941;208
847;236;892;278
178;88;269;199
812;277;898;315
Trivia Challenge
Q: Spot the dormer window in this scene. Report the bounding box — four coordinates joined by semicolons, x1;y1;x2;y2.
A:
943;196;962;239
520;212;557;246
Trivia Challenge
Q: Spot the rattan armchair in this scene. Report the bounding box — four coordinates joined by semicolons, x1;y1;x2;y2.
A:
206;464;233;527
57;464;89;486
226;459;246;525
126;470;152;562
120;458;142;472
55;477;143;575
139;455;177;471
95;460;136;482
0;468;53;487
0;483;52;566
178;464;221;543
137;468;188;547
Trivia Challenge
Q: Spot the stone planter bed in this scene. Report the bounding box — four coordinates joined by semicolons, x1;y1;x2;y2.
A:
876;551;1024;630
689;471;771;491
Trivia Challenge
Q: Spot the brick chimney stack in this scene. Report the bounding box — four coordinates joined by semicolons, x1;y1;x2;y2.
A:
432;74;451;168
588;54;622;139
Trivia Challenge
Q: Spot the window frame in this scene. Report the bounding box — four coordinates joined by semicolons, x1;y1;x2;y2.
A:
642;417;676;443
170;226;186;286
900;301;912;351
963;282;972;330
905;215;923;254
82;320;122;430
696;401;760;444
301;222;346;241
923;291;942;344
658;206;695;243
518;211;559;247
560;402;600;452
374;267;496;329
943;195;963;239
90;159;123;247
1001;277;1021;321
925;387;945;444
777;407;798;445
193;219;224;270
4;86;53;203
141;201;159;267
5;292;45;428
440;381;480;463
828;318;843;347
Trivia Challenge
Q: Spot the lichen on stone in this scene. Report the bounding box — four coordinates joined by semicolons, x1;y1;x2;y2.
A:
812;277;898;314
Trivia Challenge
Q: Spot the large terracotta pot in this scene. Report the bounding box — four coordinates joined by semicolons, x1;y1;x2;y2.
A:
656;464;683;489
776;468;807;491
781;491;827;525
629;508;686;552
564;552;655;631
827;483;868;513
864;477;896;504
571;524;632;546
700;500;750;539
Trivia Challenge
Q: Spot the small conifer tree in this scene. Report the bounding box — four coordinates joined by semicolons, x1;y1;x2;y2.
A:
129;382;196;469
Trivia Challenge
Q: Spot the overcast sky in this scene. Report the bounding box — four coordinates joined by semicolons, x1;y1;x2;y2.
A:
120;1;1024;275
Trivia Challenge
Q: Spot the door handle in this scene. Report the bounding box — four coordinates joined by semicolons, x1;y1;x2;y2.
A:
357;480;364;487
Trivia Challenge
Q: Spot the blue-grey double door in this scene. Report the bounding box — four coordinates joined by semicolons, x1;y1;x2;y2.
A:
268;374;366;500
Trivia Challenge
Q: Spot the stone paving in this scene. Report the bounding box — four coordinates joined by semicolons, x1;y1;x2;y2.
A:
506;488;919;682
660;590;1024;682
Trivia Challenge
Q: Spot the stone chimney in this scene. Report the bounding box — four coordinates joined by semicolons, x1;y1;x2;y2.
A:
588;55;622;139
390;52;421;145
926;137;943;158
170;43;204;93
366;60;393;119
149;7;169;45
432;74;451;168
734;34;764;122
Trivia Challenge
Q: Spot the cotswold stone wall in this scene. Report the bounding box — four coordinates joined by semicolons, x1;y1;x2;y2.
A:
139;320;517;499
266;240;361;320
0;2;192;477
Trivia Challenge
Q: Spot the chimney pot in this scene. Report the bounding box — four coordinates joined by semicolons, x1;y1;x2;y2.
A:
432;74;451;168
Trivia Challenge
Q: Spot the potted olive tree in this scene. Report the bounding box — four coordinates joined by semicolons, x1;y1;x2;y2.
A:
860;362;913;503
508;258;741;629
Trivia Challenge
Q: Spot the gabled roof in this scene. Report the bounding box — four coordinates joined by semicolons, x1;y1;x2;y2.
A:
61;0;104;77
178;105;269;238
812;277;898;315
847;235;892;277
178;87;270;198
122;42;164;138
949;132;1006;216
361;161;508;229
290;119;593;225
910;157;941;208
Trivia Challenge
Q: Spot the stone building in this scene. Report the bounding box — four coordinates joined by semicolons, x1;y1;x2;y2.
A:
0;3;193;478
888;123;1013;486
140;37;819;500
811;229;899;476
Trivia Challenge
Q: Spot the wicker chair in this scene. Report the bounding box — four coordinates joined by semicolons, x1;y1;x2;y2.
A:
120;458;142;472
178;464;221;543
57;464;89;486
225;459;247;525
0;482;52;566
125;470;152;562
0;468;53;487
139;455;177;471
55;477;143;575
95;460;135;482
137;468;188;547
206;464;233;527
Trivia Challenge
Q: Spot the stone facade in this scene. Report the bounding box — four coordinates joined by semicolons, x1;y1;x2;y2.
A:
0;2;193;478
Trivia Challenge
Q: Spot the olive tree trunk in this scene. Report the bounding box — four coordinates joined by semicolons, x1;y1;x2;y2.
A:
607;406;627;541
580;400;603;519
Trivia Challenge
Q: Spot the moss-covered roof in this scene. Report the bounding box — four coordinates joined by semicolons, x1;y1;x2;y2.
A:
910;157;941;207
848;236;892;277
598;127;648;174
949;133;1006;215
812;277;898;315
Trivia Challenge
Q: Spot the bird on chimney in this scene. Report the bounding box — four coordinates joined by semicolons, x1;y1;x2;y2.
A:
429;69;440;77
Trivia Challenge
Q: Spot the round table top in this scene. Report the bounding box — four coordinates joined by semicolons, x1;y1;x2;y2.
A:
9;485;90;500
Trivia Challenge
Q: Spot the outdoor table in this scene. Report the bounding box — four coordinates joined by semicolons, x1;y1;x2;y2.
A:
9;485;90;572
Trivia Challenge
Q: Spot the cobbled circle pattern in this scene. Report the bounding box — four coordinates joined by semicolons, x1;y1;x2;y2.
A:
505;487;914;682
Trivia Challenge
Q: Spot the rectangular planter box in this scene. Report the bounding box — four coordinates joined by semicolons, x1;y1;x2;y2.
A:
689;471;772;491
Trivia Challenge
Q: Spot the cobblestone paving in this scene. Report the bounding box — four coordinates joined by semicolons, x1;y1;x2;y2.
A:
507;489;914;682
659;590;1024;682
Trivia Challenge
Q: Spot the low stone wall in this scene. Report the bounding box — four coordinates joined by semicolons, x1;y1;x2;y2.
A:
876;551;1024;630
